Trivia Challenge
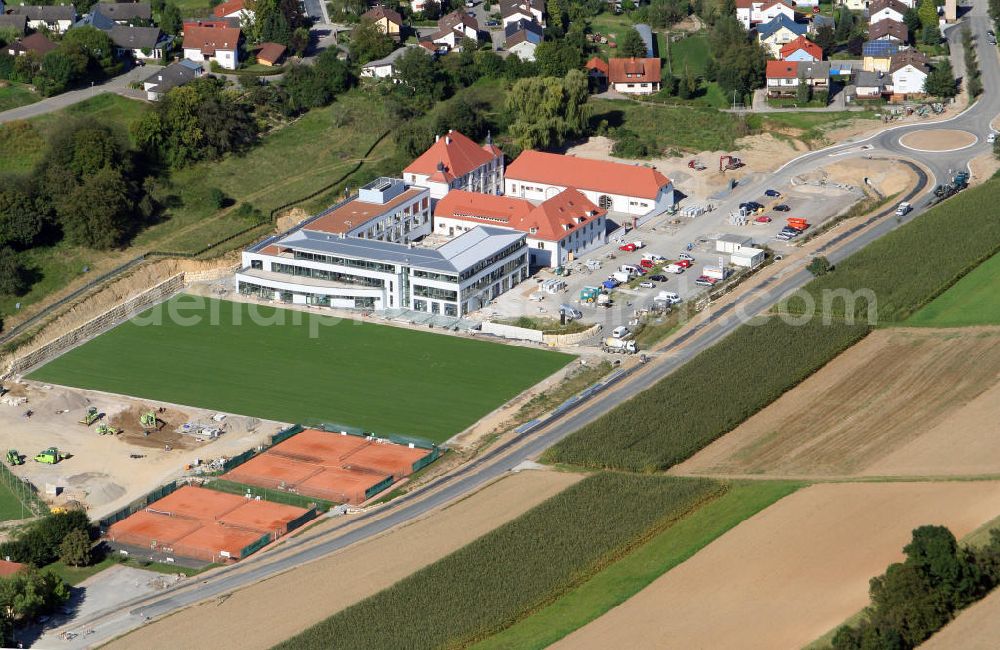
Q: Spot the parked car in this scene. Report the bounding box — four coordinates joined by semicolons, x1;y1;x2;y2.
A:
466;10;476;16
639;281;655;288
754;215;772;223
678;253;695;261
695;275;718;287
764;189;781;197
675;260;692;268
649;274;668;282
639;259;655;268
619;243;637;252
612;326;631;339
989;132;997;144
664;264;685;274
989;29;995;36
774;204;790;212
486;19;499;25
643;253;667;262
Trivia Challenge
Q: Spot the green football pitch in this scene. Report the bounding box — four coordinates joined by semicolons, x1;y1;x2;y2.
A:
28;296;574;443
907;251;1000;328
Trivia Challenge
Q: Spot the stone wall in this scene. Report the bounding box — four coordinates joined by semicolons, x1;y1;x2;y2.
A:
543;323;602;346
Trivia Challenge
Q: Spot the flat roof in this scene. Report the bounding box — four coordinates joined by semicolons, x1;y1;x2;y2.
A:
718;234;753;243
305;187;427;236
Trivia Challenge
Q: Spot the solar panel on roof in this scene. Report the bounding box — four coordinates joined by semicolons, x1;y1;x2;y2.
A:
862;40;899;56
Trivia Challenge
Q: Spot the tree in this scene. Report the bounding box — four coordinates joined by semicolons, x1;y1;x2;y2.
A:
806;256;831;276
795;72;811;104
289;26;311;55
0;246;25;296
160;2;182;34
918;0;937;29
393;47;448;100
647;0;688;28
434;96;487;140
0;182;45;248
535;39;584;76
395;121;434;159
0;568;69;645
474;49;505;78
59;528;92;567
617;26;648;58
904;8;922;42
924;60;957;97
814;24;835;52
506;69;589;151
58;166;134;249
62;25;119;77
260;7;291;44
834;7;854;42
921;23;941;45
0;26;20;47
349;19;395;64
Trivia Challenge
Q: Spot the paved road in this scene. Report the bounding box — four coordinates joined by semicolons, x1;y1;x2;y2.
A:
39;3;1000;647
0;65;160;125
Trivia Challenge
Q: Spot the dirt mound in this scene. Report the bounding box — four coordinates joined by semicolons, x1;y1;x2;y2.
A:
65;473;127;507
109;405;194;450
40;390;91;413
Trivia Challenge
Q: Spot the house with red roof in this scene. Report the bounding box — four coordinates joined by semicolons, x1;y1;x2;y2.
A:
433;188;607;267
213;0;253;22
504;151;674;221
585;56;609;90
0;560;25;577
403;130;504;201
608;57;661;95
765;59;831;97
779;35;822;62
183;21;241;70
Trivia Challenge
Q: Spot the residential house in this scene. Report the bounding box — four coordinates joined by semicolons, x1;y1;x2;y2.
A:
433;188;607;268
213;0;253;22
757;15;808;58
361;5;403;41
109;24;171;59
0;14;26;35
403;130;504;201
868;0;907;24
504;150;675;220
182;21;240;69
430;11;478;49
7;31;56;56
838;0;869;10
361;43;429;79
854;69;889;98
608;56;661;95
862;39;900;71
735;0;762;30
633;23;654;57
142;58;203;100
889;48;930;95
869;17;908;41
779;35;822;61
765;59;830;97
757;0;796;24
499;0;544;28
585;56;608;90
0;560;25;577
95;1;151;23
7;4;76;33
257;41;285;66
504;19;543;61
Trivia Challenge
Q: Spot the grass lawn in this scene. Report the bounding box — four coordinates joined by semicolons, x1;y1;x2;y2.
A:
0;83;40;112
44;556;118;586
0;478;35;521
761;109;880;146
28;296;573;442
474;480;805;650
905;250;1000;327
591;98;748;152
666;34;710;75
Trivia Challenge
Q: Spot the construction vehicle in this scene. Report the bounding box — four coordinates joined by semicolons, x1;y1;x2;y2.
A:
786;217;809;232
96;423;120;436
34;447;68;464
6;450;22;466
688;159;706;171
720;155;744;172
602;337;638;354
140;410;159;431
79;407;99;426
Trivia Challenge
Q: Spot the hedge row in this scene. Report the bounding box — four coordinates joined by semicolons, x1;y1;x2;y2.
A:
545;318;870;472
276;473;722;649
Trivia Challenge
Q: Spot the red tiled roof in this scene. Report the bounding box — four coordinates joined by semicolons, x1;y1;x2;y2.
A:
506;151;671;201
13;32;57;55
434;189;605;242
735;0;753;8
585;56;608;75
257;41;286;64
766;59;798;79
417;40;437;51
869;0;908;14
213;0;245;17
869;18;908;41
404;130;501;179
362;5;403;24
607;57;661;84
0;560;24;577
305;187;427;235
183;23;240;54
779;35;822;60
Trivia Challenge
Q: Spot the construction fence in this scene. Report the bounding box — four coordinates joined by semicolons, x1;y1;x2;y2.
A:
0;462;47;519
99;480;180;531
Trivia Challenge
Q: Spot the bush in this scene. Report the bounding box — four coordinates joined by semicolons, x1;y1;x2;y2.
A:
277;474;723;649
58;528;92;567
806;256;832;276
234;202;267;225
0;511;90;567
207;187;227;210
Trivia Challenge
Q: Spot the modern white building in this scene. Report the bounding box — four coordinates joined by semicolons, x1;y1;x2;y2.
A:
433;188;607;268
504;151;674;222
403;130;504;201
715;234;754;254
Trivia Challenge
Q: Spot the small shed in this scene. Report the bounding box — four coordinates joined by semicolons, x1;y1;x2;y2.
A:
257;42;286;66
716;234;754;254
731;247;766;268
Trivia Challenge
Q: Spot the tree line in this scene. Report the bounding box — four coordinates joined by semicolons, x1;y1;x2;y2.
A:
0;26;123;97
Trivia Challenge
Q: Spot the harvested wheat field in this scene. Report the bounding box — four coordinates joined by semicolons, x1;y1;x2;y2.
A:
108;468;583;650
555;481;1000;650
673;328;1000;478
922;583;1000;650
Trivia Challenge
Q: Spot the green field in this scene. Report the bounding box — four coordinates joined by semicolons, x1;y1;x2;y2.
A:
591;98;749;152
906;250;1000;327
0;480;32;521
667;34;710;75
0;83;40;112
475;480;804;649
28;296;572;442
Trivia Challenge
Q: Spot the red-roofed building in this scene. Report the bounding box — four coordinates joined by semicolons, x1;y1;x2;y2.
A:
213;0;253;21
504;151;674;219
7;32;57;57
403;130;504;201
585;56;609;90
608;57;661;95
434;188;607;267
257;42;286;66
765;59;831;97
0;560;24;577
303;177;431;243
183;22;241;69
779;35;822;62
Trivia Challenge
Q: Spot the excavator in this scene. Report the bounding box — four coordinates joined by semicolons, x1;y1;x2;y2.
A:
96;423;120;436
79;407;100;426
719;155;745;172
6;450;23;466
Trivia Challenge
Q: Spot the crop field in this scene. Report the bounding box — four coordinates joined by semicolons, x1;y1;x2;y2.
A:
27;296;573;443
782;177;1000;324
474;480;804;650
675;327;1000;478
907;250;1000;327
555;481;1000;650
545;317;870;472
276;474;723;650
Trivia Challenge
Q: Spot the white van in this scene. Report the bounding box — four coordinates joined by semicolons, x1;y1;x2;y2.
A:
656;291;681;304
559;304;583;320
643;253;667;262
665;264;685;274
612;326;631;339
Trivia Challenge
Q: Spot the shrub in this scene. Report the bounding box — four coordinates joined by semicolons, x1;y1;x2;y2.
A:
207;187;227;210
234;203;266;225
0;511;90;567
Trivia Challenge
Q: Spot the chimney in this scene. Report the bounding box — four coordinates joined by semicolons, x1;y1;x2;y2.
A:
435;134;440;142
445;136;451;145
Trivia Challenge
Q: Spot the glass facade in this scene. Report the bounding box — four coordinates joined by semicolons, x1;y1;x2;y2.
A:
271;262;385;288
292;250;397;274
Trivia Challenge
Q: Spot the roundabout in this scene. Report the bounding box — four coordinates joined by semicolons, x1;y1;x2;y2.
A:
899;129;980;152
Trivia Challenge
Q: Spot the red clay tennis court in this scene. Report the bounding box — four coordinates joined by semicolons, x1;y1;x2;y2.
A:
223;428;436;504
107;485;314;563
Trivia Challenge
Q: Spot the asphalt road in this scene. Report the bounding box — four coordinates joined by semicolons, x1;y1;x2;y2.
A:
41;3;1000;647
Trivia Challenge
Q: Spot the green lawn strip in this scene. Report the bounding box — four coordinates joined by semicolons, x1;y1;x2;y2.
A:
28;296;573;442
275;474;723;649
0;83;40;112
590;98;747;152
44;556;118;586
667;34;710;75
206;479;336;512
905;249;1000;327
474;479;805;650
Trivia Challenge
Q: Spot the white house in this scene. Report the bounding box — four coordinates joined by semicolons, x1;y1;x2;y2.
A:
143;59;203;100
504;19;543;61
608;57;661;95
433;188;607;268
500;0;545;28
504;150;675;221
735;0;762;29
361;44;429;79
757;0;795;24
213;0;253;22
7;4;75;33
716;234;754;254
403;130;504;201
182;21;240;70
109;25;171;59
868;0;907;24
430;11;478;49
779;35;822;61
757;15;808;58
889;49;930;95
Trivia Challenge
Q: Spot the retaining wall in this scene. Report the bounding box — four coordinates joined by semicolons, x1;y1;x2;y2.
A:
184;264;240;283
480;322;545;343
543;324;602;347
2;274;185;380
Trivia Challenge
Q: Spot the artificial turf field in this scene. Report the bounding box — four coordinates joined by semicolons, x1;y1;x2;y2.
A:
28;296;574;443
906;250;1000;327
